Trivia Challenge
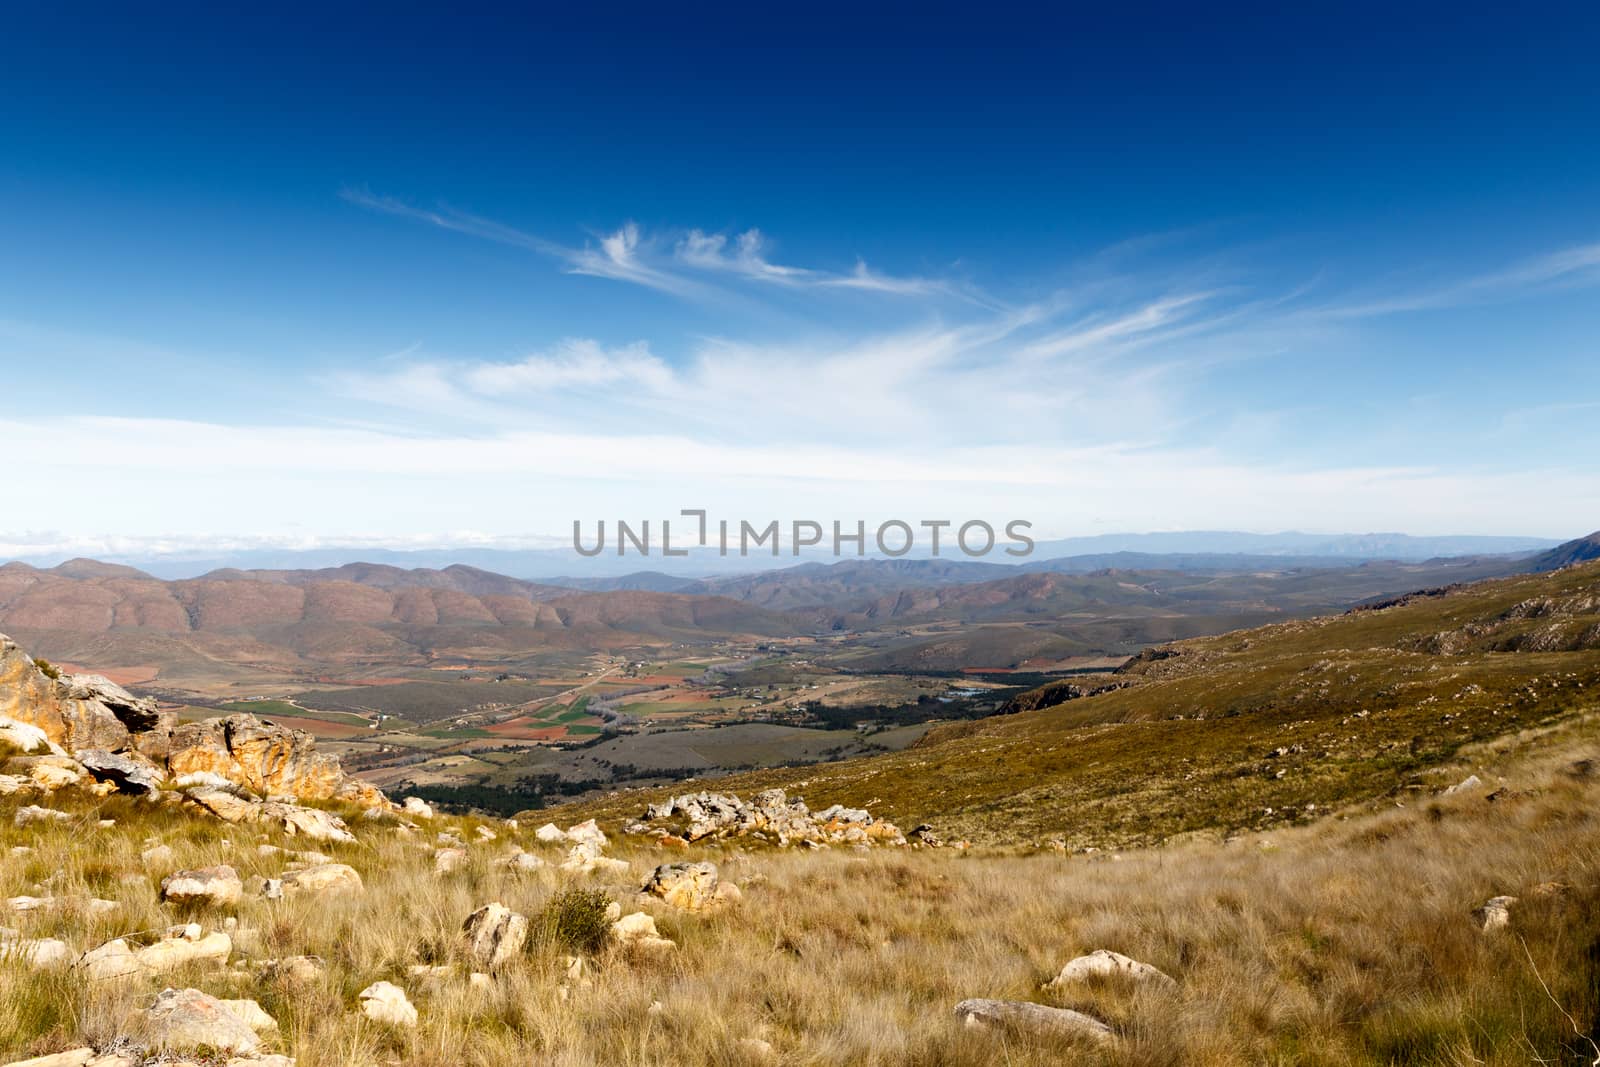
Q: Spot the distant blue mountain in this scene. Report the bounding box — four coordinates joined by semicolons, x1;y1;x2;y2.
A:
6;530;1559;581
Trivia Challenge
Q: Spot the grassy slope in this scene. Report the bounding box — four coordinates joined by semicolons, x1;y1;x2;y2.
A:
3;721;1599;1065
545;562;1600;847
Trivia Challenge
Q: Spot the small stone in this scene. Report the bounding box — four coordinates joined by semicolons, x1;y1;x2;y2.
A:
1475;895;1517;932
402;796;434;819
141;844;176;868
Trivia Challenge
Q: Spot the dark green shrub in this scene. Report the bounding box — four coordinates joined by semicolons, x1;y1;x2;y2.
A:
539;887;612;955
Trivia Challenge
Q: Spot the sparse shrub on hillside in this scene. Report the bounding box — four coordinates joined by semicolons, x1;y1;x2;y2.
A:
538;887;612;955
31;657;60;680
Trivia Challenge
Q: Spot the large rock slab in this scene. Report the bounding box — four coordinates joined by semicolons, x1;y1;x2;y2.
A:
953;998;1114;1046
76;748;163;794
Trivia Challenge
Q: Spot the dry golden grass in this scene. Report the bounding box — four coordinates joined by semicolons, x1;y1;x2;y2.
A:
3;709;1600;1065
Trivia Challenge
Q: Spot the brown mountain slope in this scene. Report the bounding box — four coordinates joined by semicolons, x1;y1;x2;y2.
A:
0;563;800;688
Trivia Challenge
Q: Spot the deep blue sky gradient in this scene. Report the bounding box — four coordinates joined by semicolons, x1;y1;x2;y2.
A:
2;4;1598;548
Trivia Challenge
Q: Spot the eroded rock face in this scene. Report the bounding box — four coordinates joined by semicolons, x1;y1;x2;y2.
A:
168;715;346;800
0;635;169;755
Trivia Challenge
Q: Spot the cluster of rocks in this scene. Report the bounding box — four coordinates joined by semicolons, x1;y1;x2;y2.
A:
0;632;393;839
627;789;908;848
531;818;632;875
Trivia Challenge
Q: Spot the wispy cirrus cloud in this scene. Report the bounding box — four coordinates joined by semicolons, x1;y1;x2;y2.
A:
342;187;971;303
1316;239;1600;318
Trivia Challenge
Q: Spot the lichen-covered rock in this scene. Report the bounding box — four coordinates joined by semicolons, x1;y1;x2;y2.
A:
136;986;263;1055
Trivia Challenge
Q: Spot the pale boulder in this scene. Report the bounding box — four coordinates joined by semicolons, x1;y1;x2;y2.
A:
610;911;676;956
281;863;363;896
14;804;73;827
161;865;244;907
642;861;721;911
1046;949;1176;990
462;903;529;970
358;981;418;1027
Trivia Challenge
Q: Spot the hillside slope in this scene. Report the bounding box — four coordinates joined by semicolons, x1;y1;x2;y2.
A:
549;561;1600;847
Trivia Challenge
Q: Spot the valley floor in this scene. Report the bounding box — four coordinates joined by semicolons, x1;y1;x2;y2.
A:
3;714;1600;1065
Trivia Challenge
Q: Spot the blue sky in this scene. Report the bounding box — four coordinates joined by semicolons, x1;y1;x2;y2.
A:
3;4;1599;557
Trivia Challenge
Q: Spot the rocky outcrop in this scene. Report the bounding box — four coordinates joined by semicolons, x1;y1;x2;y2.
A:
631;789;905;848
0;635;169;755
183;785;358;844
0;632;388;812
